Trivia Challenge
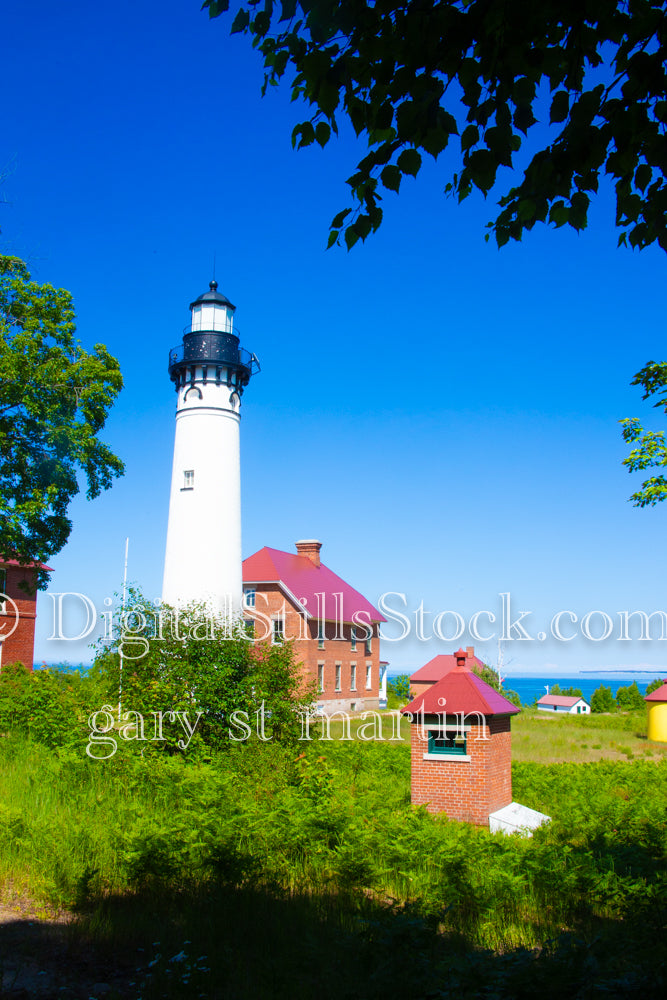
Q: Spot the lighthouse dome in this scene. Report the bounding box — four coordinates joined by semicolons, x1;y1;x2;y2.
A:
189;279;236;312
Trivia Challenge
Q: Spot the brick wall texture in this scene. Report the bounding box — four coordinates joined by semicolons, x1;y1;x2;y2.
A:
410;715;513;825
245;584;380;710
0;565;38;670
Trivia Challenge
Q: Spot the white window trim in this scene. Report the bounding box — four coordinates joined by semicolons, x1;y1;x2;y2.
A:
423;753;471;762
272;618;285;644
350;662;356;691
243;587;256;609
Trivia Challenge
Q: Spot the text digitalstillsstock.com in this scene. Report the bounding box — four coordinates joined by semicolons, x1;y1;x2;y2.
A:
13;591;667;656
86;701;481;759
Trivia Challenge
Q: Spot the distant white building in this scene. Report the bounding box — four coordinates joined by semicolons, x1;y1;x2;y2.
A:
537;694;590;715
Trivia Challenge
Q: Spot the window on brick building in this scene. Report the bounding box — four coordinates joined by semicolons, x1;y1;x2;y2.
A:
335;663;341;691
350;663;356;691
365;629;372;655
317;621;325;649
243;587;256;609
244;619;255;639
428;730;467;756
272;618;284;644
350;626;357;651
0;568;6;613
318;663;325;692
366;662;372;689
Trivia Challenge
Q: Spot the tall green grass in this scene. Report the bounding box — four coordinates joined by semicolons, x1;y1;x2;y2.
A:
1;738;665;946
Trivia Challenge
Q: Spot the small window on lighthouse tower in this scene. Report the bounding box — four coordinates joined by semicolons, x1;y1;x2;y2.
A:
183;470;194;490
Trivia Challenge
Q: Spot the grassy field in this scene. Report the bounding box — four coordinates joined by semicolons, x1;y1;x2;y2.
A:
322;706;666;763
0;704;665;998
512;707;667;762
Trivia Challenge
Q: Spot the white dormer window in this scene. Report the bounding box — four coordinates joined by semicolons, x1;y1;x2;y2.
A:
243;587;256;609
183;470;194;490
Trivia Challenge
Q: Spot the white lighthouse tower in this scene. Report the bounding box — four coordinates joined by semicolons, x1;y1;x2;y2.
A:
162;280;259;617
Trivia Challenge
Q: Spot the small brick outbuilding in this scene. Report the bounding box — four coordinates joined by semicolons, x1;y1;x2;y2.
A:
402;649;520;825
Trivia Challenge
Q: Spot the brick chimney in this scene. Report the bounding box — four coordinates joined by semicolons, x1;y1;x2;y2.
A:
455;648;467;669
295;539;322;567
466;646;475;660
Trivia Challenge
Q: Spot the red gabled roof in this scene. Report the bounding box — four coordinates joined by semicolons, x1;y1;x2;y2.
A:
645;682;667;702
0;559;53;572
410;652;485;683
242;546;385;623
402;662;520;717
537;695;587;708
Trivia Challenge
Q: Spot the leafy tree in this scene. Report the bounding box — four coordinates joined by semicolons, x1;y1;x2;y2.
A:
615;680;646;710
621;361;667;507
0;255;124;586
591;684;616;713
561;686;584;698
387;672;411;703
92;594;316;749
548;682;562;696
204;0;667;252
646;677;666;694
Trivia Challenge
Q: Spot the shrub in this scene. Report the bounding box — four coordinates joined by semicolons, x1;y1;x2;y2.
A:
591;685;616;713
616;681;646;711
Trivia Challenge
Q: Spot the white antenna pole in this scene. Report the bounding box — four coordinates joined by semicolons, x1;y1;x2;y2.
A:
118;536;129;721
497;637;505;686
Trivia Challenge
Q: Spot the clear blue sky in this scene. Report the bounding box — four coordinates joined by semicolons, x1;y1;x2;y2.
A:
2;1;666;678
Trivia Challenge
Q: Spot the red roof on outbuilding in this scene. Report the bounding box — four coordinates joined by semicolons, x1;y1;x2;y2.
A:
242;546;385;623
402;662;520;717
645;682;667;702
410;652;485;682
537;695;587;708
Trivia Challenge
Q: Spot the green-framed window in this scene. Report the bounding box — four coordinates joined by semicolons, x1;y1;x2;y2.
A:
427;730;467;756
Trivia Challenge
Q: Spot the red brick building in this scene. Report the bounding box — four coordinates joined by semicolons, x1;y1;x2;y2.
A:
0;560;51;670
242;540;386;712
402;649;520;825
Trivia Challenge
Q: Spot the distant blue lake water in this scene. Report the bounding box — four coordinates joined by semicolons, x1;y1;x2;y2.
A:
387;669;664;706
500;675;658;705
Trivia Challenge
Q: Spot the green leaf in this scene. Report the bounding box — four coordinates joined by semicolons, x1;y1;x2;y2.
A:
315;121;331;147
326;230;339;250
353;215;373;241
549;201;569;227
344;227;359;251
202;0;230;19
461;124;479;152
380;165;402;192
634;163;652;192
550;91;569;124
279;0;297;21
231;9;250;33
397;148;421;177
466;149;497;193
331;208;352;229
292;121;315;149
